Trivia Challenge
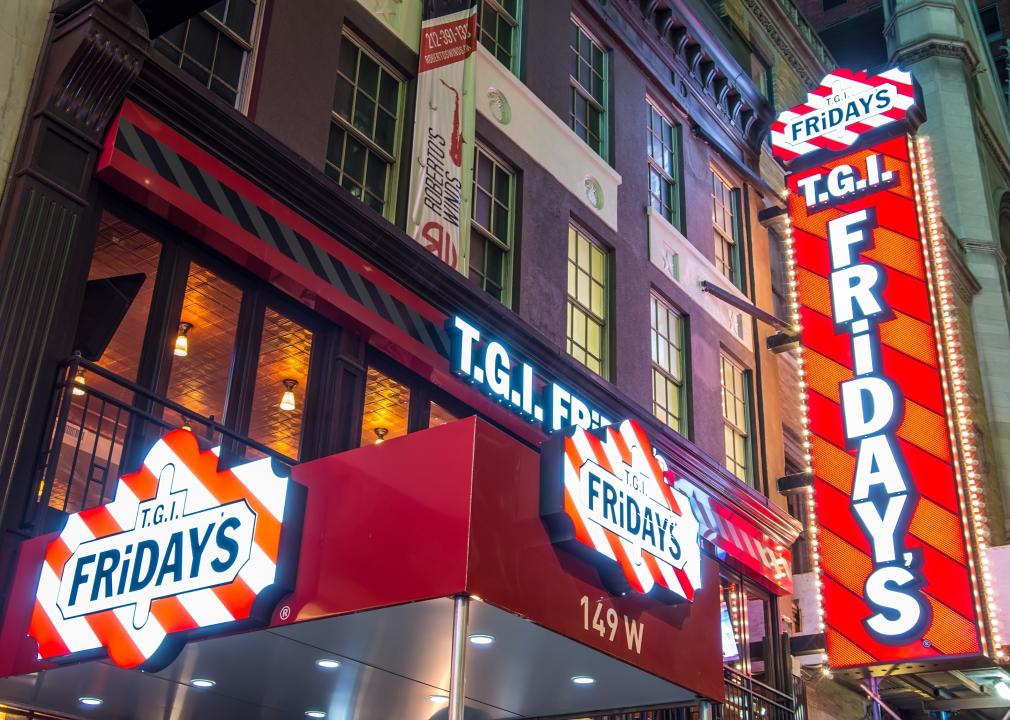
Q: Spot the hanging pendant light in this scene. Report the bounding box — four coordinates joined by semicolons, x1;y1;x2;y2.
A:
279;379;298;411
72;368;86;396
174;322;192;357
373;427;388;444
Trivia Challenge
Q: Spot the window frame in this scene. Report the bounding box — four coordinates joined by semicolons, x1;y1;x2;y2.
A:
566;222;610;379
711;167;745;290
719;351;754;487
569;17;609;160
469;142;518;306
154;0;264;111
326;29;407;220
650;291;689;437
478;0;523;75
359;351;472;447
93;192;327;467
646;99;684;232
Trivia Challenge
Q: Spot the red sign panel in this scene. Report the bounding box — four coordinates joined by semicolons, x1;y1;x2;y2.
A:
779;70;990;668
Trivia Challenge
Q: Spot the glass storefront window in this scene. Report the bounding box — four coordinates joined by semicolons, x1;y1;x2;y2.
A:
360;367;411;446
247;307;313;458
429;401;457;428
166;262;243;423
83;213;162;394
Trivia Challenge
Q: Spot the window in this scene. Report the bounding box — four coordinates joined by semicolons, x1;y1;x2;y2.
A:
569;20;608;158
751;53;773;105
478;0;521;72
720;353;752;485
711;169;743;288
247;308;314;458
651;293;687;435
647;101;683;230
327;34;403;217
470;146;516;304
167;262;244;423
360;366;411;447
981;5;1002;42
359;361;468;446
155;0;259;108
567;225;608;377
721;570;781;689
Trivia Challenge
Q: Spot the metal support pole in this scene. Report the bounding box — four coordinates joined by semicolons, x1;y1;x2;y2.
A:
697;700;713;720
861;677;902;720
449;594;470;720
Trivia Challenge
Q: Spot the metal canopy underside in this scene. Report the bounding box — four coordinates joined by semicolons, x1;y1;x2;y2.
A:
0;598;697;719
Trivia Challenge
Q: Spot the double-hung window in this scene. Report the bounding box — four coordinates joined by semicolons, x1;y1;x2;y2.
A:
711;168;743;289
647;101;683;230
470;146;516;304
720;353;753;485
570;20;608;158
651;293;687;434
155;0;260;108
478;0;521;73
567;225;608;377
327;34;404;218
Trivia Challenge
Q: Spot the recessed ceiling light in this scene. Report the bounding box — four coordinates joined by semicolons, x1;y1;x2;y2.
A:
190;678;215;688
315;658;341;669
467;633;494;645
79;697;103;706
571;675;596;685
428;695;450;704
305;712;326;719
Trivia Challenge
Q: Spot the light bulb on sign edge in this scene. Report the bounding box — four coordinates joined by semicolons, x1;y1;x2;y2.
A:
279;379;297;412
174;322;192;357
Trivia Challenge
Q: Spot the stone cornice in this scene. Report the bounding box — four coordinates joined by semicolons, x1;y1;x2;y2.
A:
739;0;832;87
892;37;977;69
961;236;1009;266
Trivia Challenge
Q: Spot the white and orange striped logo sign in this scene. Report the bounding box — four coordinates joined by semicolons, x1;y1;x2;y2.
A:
29;429;300;670
542;420;701;603
770;68;918;166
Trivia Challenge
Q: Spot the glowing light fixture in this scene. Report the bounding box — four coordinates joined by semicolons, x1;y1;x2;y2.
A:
181;416;192;432
190;678;215;688
315;658;341;669
174;322;192;357
373;427;388;444
305;712;326;719
428;695;449;704
467;634;494;645
279;379;297;412
571;676;595;685
79;697;103;707
72;369;86;397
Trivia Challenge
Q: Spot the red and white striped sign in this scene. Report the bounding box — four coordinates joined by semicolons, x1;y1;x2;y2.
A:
771;68;918;166
29;429;298;670
542;420;702;603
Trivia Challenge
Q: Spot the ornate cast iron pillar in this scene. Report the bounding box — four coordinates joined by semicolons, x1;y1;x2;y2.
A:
0;0;149;585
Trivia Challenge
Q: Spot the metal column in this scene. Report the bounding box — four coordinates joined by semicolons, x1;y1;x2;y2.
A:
449;594;470;720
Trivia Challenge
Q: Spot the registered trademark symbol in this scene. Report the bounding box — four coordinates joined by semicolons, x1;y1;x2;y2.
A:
922;639;931;648
279;605;291;621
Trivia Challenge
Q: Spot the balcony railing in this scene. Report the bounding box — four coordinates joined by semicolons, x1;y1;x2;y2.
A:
717;666;795;720
23;353;294;530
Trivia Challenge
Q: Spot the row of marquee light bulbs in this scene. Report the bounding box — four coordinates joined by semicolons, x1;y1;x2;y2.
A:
72;321;300;414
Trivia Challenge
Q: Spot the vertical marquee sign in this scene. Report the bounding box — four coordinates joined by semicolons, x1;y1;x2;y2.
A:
772;69;1003;667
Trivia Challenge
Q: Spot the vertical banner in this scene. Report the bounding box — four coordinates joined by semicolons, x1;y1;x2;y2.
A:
772;69;999;668
407;0;478;273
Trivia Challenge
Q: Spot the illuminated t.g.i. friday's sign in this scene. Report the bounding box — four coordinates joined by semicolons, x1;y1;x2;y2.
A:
30;430;301;671
448;316;610;432
774;69;987;668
